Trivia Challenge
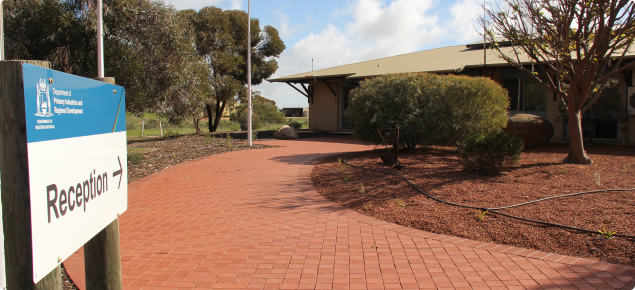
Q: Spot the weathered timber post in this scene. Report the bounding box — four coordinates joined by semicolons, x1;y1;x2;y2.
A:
83;76;123;290
0;60;62;289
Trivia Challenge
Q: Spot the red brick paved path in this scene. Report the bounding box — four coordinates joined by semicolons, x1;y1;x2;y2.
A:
64;136;635;289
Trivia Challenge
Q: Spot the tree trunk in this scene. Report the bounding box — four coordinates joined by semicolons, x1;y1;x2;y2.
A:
213;101;226;132
565;111;592;164
194;118;202;134
206;101;227;133
205;103;214;132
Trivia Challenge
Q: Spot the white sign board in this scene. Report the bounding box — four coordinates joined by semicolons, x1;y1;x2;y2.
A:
23;64;127;282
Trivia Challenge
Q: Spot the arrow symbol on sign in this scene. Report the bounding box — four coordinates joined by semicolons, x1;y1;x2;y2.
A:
113;156;123;189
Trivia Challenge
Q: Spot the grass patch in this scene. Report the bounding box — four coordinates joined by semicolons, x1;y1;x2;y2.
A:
127;148;147;152
127;152;144;164
286;117;308;129
126;114;309;140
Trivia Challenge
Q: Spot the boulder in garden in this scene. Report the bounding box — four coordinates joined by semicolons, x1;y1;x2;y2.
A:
504;113;554;147
273;125;298;140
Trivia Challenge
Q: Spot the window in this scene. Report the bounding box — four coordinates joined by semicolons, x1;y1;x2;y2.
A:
525;80;547;111
503;77;547;113
562;76;622;140
504;78;523;110
563;118;618;140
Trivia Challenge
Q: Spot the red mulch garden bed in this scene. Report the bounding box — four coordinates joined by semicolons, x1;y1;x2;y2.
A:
312;142;635;267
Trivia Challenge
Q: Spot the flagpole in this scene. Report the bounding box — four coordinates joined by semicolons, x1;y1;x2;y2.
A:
1;0;5;61
483;0;486;67
0;0;5;270
97;0;104;78
247;0;252;147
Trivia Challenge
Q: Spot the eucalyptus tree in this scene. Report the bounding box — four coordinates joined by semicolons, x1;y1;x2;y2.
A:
182;7;285;132
482;0;635;164
102;0;210;123
3;0;209;123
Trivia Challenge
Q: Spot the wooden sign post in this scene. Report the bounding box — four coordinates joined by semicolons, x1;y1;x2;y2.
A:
84;77;123;290
0;60;61;289
0;61;126;289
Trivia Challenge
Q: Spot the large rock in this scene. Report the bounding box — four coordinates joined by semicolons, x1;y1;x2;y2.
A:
504;114;554;147
273;125;298;140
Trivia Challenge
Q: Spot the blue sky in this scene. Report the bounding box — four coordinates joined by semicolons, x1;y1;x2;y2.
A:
166;0;487;109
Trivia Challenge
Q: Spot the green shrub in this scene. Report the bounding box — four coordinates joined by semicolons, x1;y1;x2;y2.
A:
217;120;241;132
144;119;159;129
127;152;144;165
349;73;509;151
349;73;435;151
231;95;285;131
232;110;261;131
287;119;303;130
436;74;510;143
164;130;180;138
456;130;524;175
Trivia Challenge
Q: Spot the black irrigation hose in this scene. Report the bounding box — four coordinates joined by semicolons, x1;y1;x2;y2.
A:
489;188;635;210
342;158;635;239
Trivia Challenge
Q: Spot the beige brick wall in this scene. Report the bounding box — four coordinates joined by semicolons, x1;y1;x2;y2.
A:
308;81;339;131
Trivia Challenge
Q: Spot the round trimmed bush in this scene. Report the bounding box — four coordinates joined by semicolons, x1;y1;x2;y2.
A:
349;73;435;151
349;73;509;150
456;130;524;175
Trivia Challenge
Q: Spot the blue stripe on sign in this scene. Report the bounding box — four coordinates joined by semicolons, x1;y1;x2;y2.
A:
23;64;126;143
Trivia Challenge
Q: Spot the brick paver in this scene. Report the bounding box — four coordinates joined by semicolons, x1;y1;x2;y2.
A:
64;136;635;289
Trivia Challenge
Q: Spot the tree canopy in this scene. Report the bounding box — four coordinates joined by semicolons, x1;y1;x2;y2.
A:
5;0;211;124
3;0;285;129
180;7;285;132
482;0;635;164
231;91;286;131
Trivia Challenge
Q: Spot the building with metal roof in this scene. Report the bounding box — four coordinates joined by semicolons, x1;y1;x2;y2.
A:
269;42;635;144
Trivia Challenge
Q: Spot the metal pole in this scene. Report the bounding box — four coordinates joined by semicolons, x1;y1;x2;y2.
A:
247;0;252;146
0;4;6;286
483;0;486;67
1;0;5;61
97;0;104;78
0;147;5;290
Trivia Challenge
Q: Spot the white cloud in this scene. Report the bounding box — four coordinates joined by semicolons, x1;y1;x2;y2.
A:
259;0;449;108
330;1;355;19
272;11;302;40
227;0;242;9
448;0;484;44
258;0;493;109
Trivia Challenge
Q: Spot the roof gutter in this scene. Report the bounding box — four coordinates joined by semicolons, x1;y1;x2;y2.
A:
268;73;356;83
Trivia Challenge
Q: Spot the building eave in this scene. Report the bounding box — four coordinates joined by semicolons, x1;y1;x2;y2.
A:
268;73;356;83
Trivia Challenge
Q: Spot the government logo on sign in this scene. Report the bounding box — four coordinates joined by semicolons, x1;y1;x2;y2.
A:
35;78;53;117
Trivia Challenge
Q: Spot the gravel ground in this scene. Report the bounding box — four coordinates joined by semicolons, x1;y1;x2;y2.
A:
312;142;635;267
126;134;276;183
62;134;275;289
